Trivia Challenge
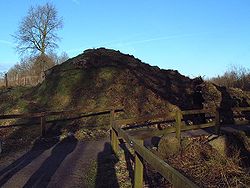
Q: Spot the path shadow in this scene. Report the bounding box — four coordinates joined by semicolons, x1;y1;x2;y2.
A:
95;142;119;188
23;135;78;187
0;137;59;186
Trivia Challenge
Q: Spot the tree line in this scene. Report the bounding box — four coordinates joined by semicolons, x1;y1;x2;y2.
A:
208;65;250;91
0;52;68;87
0;3;66;87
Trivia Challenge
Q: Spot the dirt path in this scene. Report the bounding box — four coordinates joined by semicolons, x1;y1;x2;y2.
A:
0;136;112;188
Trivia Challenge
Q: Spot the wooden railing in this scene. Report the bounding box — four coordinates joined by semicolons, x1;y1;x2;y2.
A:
1;106;249;187
0;107;123;136
0;107;123;154
110;110;199;188
110;107;250;188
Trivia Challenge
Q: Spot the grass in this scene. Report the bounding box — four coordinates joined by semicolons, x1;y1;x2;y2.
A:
162;136;250;187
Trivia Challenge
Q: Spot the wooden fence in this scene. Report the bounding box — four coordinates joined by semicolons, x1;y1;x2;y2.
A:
0;108;123;153
110;107;250;188
0;106;249;187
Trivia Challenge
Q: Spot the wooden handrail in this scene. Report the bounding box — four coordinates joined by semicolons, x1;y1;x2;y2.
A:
115;112;175;126
0;107;124;120
232;107;250;112
111;122;198;188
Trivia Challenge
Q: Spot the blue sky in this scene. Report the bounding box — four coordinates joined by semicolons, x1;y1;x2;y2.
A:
0;0;250;78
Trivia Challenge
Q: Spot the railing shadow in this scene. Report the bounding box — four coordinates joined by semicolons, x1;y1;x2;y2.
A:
95;142;119;188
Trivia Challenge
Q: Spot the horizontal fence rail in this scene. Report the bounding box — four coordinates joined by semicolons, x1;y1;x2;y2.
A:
111;116;199;187
111;107;250;187
0;107;124;137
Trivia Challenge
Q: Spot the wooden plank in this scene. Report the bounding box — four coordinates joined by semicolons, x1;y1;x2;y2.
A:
182;109;213;115
0;112;45;119
126;122;215;140
175;111;182;145
111;128;119;154
115;112;175;126
113;125;198;188
232;107;250;112
215;108;220;134
134;139;144;188
0;107;124;120
40;116;46;137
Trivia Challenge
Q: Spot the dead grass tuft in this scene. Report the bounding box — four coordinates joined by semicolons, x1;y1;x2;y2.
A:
165;137;250;187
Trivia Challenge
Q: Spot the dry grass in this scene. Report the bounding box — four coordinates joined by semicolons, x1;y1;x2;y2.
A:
164;136;250;187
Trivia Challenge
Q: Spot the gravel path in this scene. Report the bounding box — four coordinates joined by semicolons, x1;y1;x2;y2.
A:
0;137;110;188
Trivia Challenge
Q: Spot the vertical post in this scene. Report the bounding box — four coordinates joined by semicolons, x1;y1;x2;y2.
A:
4;73;8;88
175;110;182;146
0;140;2;154
111;128;119;154
215;108;220;135
110;109;118;154
134;139;144;188
40;115;46;137
110;109;115;129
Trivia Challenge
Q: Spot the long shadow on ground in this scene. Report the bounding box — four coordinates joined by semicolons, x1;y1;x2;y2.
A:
23;135;78;187
95;142;119;188
0;137;59;187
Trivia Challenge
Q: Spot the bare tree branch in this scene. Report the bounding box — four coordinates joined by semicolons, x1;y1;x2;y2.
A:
13;3;63;56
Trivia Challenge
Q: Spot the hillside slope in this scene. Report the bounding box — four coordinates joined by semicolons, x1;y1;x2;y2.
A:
0;48;250;150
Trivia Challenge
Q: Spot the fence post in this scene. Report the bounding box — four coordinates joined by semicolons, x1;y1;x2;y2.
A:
215;108;220;134
5;73;8;88
0;140;2;154
111;128;119;154
110;109;119;154
175;110;182;146
134;139;144;188
40;114;46;137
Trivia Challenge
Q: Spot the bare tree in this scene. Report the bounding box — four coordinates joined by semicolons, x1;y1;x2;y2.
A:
13;3;63;55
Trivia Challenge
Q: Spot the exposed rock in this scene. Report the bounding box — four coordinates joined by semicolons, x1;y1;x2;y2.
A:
158;135;180;158
208;135;227;156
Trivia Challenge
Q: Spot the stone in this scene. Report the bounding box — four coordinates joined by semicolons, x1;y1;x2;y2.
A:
158;135;180;158
208;136;227;156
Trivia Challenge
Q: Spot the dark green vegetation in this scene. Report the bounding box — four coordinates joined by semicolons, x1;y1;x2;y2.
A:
1;48;250;187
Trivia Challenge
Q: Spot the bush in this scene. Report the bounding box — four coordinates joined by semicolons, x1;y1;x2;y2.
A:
209;65;250;91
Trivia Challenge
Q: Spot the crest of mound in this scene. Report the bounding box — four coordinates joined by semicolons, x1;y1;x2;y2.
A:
36;48;249;118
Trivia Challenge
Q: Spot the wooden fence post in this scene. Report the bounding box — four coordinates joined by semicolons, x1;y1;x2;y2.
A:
111;128;119;154
215;108;220;134
175;110;182;146
40;115;46;137
110;109;115;129
110;109;119;154
0;140;2;154
5;73;8;88
134;139;144;188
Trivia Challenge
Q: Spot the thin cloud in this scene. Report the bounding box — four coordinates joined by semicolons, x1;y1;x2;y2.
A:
66;32;212;54
0;40;14;46
112;32;212;46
